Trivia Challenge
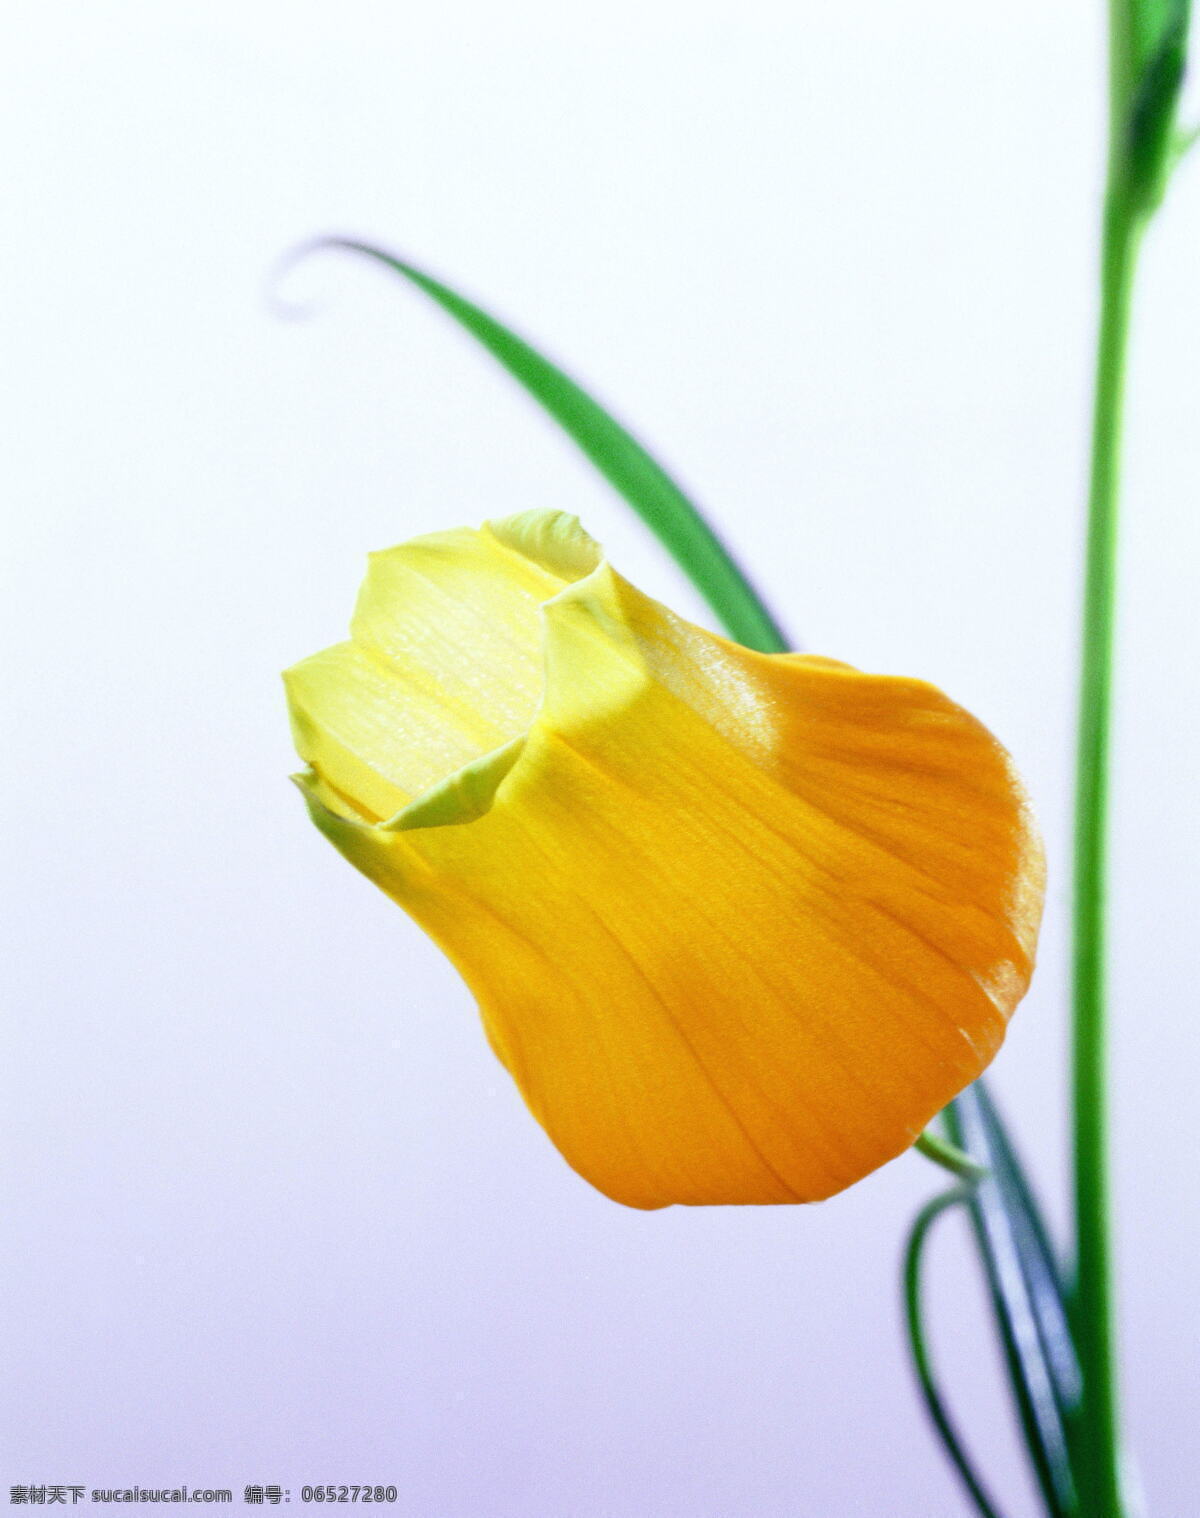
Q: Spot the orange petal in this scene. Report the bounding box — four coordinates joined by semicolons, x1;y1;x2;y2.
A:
286;511;1044;1208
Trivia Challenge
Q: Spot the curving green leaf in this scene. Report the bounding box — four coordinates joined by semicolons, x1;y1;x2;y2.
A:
904;1185;1009;1518
287;238;790;655
947;1089;1080;1517
973;1084;1082;1421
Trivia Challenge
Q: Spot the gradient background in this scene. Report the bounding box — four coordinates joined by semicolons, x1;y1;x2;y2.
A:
3;3;1198;1514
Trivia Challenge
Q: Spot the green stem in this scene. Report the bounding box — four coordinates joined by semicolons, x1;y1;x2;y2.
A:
1070;156;1144;1518
904;1186;1008;1518
915;1130;989;1184
1069;0;1194;1507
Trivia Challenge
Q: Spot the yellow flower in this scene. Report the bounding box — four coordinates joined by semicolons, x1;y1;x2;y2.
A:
285;509;1044;1209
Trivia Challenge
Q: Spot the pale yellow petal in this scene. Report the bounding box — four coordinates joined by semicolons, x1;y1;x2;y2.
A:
286;514;594;822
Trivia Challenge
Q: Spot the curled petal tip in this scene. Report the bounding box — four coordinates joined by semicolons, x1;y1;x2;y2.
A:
486;509;602;580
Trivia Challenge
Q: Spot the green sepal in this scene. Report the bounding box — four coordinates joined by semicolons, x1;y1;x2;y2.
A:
384;736;526;833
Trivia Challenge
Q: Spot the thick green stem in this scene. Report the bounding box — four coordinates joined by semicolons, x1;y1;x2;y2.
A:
1070;176;1143;1518
1068;0;1194;1507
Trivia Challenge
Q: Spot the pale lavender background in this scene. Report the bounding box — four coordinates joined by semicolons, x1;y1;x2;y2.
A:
2;4;1198;1515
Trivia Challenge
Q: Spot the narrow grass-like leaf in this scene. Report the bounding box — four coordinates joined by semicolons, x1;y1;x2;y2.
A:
904;1185;1009;1518
286;238;789;654
947;1090;1080;1517
974;1084;1083;1419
